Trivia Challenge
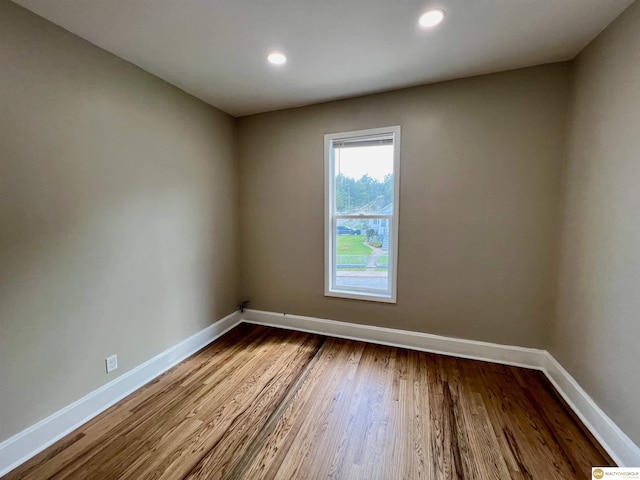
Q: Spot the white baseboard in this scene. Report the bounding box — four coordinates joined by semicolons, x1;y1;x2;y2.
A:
241;309;640;467
3;308;638;475
241;309;548;369
0;311;241;477
542;353;640;467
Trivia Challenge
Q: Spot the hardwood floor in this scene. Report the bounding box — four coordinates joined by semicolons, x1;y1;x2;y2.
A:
4;323;613;480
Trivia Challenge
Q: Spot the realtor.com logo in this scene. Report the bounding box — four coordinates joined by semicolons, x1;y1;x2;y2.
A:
593;467;640;479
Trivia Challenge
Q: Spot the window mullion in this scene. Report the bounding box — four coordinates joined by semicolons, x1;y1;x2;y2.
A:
334;214;393;220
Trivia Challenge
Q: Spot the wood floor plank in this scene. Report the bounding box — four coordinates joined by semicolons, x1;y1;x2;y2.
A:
516;368;611;477
184;335;324;479
220;336;338;479
3;324;615;480
455;361;512;480
271;339;367;479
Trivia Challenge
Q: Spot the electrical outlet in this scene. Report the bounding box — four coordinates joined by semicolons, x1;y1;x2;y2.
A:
105;354;118;373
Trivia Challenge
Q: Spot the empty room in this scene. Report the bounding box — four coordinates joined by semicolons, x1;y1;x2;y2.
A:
1;0;639;478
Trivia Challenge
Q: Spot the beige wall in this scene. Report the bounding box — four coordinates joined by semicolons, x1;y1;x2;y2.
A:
0;1;239;440
238;63;570;348
552;1;640;445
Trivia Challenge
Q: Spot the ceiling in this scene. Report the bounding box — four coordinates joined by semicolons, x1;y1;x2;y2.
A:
12;0;634;117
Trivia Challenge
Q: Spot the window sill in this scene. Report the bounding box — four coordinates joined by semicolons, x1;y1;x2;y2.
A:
325;289;397;304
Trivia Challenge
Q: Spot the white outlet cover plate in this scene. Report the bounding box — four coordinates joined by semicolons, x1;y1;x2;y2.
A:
105;355;118;373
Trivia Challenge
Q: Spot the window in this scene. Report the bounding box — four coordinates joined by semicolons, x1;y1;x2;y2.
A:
324;126;400;303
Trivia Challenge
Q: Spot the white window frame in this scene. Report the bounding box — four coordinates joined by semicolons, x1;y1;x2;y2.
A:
324;125;401;303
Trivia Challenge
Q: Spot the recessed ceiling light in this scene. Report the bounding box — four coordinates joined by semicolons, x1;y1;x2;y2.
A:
267;52;287;65
419;9;445;28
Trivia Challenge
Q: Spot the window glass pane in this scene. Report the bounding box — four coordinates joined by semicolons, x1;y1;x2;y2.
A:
335;218;389;292
334;144;394;215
